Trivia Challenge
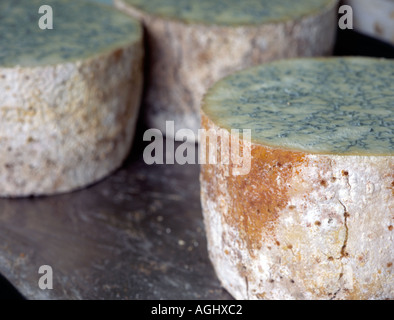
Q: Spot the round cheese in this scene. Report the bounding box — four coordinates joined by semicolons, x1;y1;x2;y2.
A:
0;0;143;197
200;57;394;300
115;0;338;141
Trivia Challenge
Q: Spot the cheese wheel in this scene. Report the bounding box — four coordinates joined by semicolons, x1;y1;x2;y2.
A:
343;0;394;45
115;0;338;141
200;57;394;300
0;0;143;197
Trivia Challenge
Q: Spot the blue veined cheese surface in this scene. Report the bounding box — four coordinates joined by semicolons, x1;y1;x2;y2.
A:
87;0;113;5
203;57;394;156
0;0;141;68
121;0;336;26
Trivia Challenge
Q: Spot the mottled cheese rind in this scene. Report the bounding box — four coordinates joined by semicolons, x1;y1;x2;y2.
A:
0;0;140;67
203;57;394;156
121;0;336;26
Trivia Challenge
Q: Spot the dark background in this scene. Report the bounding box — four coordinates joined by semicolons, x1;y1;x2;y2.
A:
0;25;393;300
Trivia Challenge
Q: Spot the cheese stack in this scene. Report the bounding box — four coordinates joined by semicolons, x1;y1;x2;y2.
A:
115;0;338;141
0;0;143;197
200;57;394;300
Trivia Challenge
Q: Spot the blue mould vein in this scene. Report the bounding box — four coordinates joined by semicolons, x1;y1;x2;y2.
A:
0;0;140;68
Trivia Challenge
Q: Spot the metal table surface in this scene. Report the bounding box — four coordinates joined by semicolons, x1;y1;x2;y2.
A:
0;127;232;300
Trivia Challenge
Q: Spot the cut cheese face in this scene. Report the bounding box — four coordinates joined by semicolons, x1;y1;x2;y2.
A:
120;0;336;26
0;0;140;67
203;57;394;156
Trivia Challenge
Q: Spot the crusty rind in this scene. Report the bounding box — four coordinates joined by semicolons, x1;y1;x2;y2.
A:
0;41;143;197
115;0;338;141
200;112;394;300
